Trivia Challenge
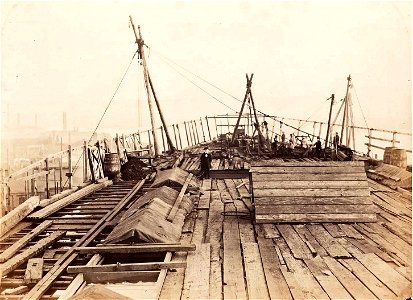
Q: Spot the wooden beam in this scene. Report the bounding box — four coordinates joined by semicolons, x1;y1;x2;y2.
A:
0;220;52;262
167;173;193;222
28;181;111;219
256;213;377;223
84;270;159;284
24;258;44;284
0;231;64;280
1;286;29;296
74;244;196;254
57;254;102;300
254;188;370;197
0;196;39;238
67;261;186;274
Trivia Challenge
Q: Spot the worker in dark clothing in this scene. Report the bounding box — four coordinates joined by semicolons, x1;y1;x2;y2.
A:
333;132;340;152
314;136;322;158
200;146;212;179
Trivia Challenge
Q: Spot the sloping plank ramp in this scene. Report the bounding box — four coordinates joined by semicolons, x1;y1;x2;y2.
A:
251;160;377;223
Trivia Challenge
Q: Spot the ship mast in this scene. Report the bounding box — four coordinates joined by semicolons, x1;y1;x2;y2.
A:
129;16;176;156
340;75;352;146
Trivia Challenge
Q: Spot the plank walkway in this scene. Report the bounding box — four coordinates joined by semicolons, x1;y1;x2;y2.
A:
160;175;412;299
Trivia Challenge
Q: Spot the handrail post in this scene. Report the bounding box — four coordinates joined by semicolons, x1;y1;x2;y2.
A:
83;140;88;183
392;131;396;147
45;158;50;199
200;118;206;142
68;145;72;189
193;120;200;144
367;129;372;157
184;121;191;147
177;124;183;149
172;124;179;150
160;126;166;153
214;116;218;138
205;116;212;141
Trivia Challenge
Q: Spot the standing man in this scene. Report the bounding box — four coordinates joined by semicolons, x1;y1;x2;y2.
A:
281;132;286;143
314;136;322;158
200;146;212;179
333;132;340;152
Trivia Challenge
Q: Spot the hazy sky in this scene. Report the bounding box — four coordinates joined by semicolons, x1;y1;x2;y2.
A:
1;1;411;136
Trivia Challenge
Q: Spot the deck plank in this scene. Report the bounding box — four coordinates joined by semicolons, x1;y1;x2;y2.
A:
307;224;351;258
276;225;313;259
242;242;270;300
181;243;210;300
223;218;247;299
339;258;397;299
257;237;292;300
323;256;378;299
354;253;411;298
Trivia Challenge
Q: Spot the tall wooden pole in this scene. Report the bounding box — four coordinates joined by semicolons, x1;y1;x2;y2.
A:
176;124;183;149
148;74;175;152
340;75;351;146
231;74;253;143
129;16;159;156
325;94;334;149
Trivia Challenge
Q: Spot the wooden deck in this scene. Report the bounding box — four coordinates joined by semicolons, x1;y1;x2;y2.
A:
160;176;412;299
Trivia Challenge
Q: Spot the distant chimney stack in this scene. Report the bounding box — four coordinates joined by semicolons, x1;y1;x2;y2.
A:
63;112;67;131
35;113;38;128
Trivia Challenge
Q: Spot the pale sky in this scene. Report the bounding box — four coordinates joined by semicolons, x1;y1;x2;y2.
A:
1;1;411;137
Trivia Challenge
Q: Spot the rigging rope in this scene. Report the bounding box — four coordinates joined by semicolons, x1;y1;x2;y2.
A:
149;47;244;103
62;50;138;188
148;46;331;141
297;96;332;131
154;52;237;112
351;83;369;129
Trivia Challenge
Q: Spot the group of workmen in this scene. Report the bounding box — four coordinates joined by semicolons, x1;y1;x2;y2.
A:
271;131;341;158
199;132;342;178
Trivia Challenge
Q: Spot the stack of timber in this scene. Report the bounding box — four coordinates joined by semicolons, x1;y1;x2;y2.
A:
367;163;412;190
252;160;377;223
105;186;194;244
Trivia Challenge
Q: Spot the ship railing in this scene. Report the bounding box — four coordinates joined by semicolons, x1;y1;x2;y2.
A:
1;113;410;216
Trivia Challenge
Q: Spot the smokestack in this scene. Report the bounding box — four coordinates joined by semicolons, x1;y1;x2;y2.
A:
63;112;67;131
17;113;20;127
35;113;38;128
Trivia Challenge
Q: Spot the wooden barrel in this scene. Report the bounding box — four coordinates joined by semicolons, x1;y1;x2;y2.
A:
383;147;396;164
103;153;120;179
390;148;407;168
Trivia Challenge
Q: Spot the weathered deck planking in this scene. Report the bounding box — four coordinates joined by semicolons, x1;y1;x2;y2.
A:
323;256;378;299
223;218;247;299
181;243;210;300
256;236;292;300
242;242;270;300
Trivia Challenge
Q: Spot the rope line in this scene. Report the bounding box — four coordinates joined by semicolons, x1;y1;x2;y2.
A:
62;50;138;188
155;53;237;112
352;83;369;128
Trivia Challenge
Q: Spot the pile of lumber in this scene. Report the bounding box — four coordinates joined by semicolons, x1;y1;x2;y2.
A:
251;160;376;223
367;163;411;189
